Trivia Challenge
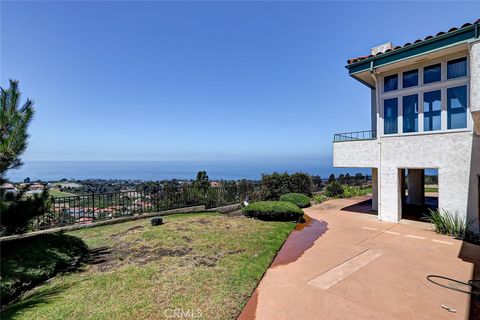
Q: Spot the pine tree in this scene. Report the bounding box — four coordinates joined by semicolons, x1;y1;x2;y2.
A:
0;79;34;183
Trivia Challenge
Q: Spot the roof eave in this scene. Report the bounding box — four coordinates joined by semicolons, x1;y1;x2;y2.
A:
346;23;478;77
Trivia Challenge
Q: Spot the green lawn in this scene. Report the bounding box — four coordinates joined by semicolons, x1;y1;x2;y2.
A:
48;189;76;198
1;213;295;320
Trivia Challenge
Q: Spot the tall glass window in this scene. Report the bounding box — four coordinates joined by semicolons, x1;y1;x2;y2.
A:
403;69;418;88
447;57;467;79
424;64;441;84
447;85;467;129
403;94;418;133
423;90;441;131
384;74;398;92
384;98;398;134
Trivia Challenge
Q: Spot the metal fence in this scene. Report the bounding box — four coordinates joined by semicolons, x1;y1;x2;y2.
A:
333;130;377;142
34;186;244;231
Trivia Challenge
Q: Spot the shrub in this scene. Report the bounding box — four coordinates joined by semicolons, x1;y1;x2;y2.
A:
243;201;303;221
422;209;473;238
0;189;52;235
324;182;344;198
260;172;291;200
280;193;311;208
342;185;361;198
288;173;313;196
312;193;328;204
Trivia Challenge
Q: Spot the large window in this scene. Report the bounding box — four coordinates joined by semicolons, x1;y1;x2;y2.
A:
384;98;398;134
423;90;441;131
447;57;467;79
424;64;441;84
384;74;398;92
403;69;418;88
380;56;468;136
403;94;418;133
447;85;467;129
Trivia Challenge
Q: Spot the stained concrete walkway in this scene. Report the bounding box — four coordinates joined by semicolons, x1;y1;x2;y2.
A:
238;196;480;320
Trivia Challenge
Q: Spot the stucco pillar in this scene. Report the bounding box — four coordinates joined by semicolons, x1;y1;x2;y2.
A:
379;167;401;222
470;40;480;135
407;169;424;205
371;168;378;211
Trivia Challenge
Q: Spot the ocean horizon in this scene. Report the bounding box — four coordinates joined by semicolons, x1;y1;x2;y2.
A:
5;160;370;182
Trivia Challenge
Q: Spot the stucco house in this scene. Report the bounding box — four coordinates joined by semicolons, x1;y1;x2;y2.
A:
334;20;480;233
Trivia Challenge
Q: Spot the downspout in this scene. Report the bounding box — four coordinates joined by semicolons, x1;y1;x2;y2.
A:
369;65;382;221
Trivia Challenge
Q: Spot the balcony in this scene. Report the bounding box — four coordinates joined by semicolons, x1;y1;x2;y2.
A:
333;129;379;168
333;130;377;142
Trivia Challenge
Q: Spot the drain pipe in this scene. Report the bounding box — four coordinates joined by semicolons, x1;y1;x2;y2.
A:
370;69;382;221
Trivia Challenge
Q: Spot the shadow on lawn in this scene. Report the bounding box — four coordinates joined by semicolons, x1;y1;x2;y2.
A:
0;233;91;312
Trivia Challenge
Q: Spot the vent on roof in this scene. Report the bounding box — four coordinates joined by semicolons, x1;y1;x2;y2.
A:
371;42;394;56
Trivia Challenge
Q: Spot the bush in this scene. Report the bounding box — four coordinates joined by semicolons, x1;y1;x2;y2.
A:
0;189;52;235
422;209;473;238
312;193;328;204
279;193;311;208
324;182;344;198
288;173;313;196
243;201;303;221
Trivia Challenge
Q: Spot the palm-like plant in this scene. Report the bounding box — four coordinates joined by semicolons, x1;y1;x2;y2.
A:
0;79;34;182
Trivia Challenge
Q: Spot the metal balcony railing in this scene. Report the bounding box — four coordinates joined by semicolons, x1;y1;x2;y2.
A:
333;130;377;142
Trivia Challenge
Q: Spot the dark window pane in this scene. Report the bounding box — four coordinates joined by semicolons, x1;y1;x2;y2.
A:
384;74;398;92
424;64;441;84
384;98;398;134
403;69;418;88
403;94;418;133
447;85;467;129
423;90;441;131
447;57;467;79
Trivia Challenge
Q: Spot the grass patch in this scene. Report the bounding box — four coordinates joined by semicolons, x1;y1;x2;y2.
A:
48;189;75;198
1;234;88;306
1;212;295;319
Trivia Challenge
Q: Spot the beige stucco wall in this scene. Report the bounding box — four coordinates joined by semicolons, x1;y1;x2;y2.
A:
470;40;480;134
333;139;379;168
378;131;479;233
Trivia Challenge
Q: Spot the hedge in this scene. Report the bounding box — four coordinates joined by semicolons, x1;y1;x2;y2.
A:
279;193;311;208
243;201;303;221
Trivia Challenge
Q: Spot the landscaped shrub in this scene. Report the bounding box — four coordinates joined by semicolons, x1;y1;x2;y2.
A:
324;182;344;198
279;193;311;208
260;172;313;200
342;185;362;198
422;209;473;238
312;193;328;204
0;234;88;306
243;201;303;221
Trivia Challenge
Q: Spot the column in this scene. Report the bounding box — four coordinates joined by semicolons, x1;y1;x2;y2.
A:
371;168;378;211
407;169;424;205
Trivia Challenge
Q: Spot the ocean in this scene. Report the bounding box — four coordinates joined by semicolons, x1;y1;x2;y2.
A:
5;160;370;182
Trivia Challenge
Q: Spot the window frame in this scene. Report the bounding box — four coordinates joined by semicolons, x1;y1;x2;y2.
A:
379;52;470;137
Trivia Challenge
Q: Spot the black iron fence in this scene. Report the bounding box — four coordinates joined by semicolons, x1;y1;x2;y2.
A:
333;130;377;142
34;186;244;231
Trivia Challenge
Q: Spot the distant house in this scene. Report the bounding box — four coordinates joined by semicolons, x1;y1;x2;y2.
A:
0;183;19;195
29;183;45;191
334;20;480;233
210;181;221;187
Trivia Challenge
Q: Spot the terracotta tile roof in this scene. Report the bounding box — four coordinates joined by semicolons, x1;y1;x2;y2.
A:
347;19;480;65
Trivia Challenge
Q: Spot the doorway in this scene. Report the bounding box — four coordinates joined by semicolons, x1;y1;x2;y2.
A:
400;168;438;221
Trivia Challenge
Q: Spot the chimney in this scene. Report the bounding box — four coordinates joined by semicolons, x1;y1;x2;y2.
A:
371;42;394;56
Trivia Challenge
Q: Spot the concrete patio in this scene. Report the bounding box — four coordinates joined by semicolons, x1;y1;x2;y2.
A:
238;196;480;320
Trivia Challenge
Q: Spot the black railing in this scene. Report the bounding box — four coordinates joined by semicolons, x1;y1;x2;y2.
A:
333;130;377;142
33;186;244;231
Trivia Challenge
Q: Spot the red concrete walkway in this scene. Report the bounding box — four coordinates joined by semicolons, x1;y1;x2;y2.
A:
238;196;480;320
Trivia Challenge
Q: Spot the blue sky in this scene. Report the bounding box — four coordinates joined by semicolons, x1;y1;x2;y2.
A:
1;1;478;162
